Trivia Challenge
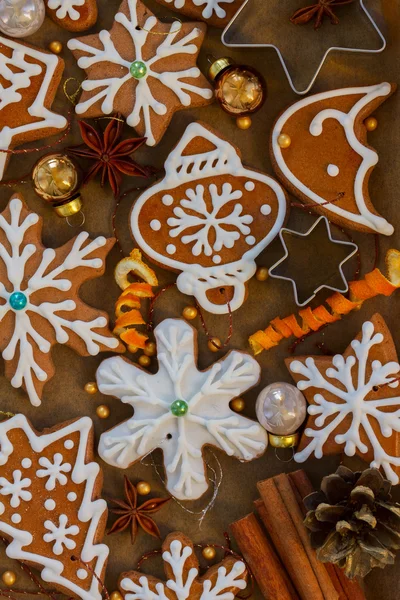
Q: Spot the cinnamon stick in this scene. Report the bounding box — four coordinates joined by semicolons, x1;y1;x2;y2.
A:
230;512;297;600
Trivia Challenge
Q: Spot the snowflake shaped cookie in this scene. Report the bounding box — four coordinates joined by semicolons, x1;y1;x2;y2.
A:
119;531;247;600
155;0;244;28
98;318;268;501
46;0;98;31
68;0;213;146
0;36;67;181
0;414;108;600
287;314;400;484
0;194;123;407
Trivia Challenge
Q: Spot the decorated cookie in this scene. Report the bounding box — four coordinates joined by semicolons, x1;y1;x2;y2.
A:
271;83;396;235
67;0;213;146
46;0;98;31
0;36;67;181
130;122;288;314
97;318;268;501
286;314;400;484
119;532;247;599
0;194;124;407
0;414;108;600
155;0;244;28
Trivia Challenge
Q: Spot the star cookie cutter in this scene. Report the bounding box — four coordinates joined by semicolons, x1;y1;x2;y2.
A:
221;0;387;95
269;216;358;306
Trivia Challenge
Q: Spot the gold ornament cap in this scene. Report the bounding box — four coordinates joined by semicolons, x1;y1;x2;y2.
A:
208;57;234;81
268;432;299;448
54;195;82;218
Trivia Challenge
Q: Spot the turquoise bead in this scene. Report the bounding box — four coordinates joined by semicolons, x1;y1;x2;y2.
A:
130;60;147;79
9;291;28;311
170;399;189;417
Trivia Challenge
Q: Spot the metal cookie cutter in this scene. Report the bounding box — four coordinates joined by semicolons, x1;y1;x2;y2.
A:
269;216;358;306
221;0;387;95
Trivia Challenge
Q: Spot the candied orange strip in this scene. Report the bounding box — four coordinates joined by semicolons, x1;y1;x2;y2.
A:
120;329;148;352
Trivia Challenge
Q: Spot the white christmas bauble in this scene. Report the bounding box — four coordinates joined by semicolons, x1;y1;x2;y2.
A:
0;0;45;38
256;382;307;435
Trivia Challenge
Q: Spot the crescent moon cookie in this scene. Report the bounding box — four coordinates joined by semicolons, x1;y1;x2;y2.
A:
271;82;396;235
46;0;98;32
67;0;214;146
155;0;244;28
130;121;288;314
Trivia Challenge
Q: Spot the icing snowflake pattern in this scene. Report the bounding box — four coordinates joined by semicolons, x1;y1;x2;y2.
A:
291;320;400;484
98;319;268;501
47;0;85;20
0;470;32;508
0;195;121;406
44;514;80;555
37;454;72;491
163;0;235;20
68;0;213;146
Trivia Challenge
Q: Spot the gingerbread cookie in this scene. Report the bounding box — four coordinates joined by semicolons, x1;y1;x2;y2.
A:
271;83;396;235
0;36;67;181
46;0;98;32
130;121;288;314
155;0;244;28
0;414;108;600
286;313;400;484
97;318;268;501
67;0;213;146
119;532;247;599
0;194;124;407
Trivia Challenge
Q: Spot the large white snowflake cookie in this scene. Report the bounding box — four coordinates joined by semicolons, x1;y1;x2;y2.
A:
97;318;268;501
119;532;247;600
0;194;123;407
0;414;108;600
287;313;400;484
46;0;98;31
130;122;288;314
155;0;244;28
68;0;213;146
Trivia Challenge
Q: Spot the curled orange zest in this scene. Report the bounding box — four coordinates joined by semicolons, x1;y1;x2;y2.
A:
249;249;400;356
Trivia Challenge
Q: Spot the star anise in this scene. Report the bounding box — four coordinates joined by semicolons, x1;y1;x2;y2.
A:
108;476;170;544
290;0;355;29
66;116;153;196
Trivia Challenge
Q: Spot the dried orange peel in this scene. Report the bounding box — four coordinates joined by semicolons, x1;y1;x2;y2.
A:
249;249;400;356
114;250;158;353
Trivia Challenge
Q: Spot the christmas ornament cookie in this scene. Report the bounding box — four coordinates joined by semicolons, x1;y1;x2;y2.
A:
130;121;288;314
271;82;396;235
286;313;400;484
68;0;213;146
46;0;98;32
97;318;268;501
0;194;124;407
0;36;67;181
119;531;247;599
155;0;244;28
0;414;108;600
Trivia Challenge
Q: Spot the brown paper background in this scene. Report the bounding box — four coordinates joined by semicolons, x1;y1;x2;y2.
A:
0;0;399;598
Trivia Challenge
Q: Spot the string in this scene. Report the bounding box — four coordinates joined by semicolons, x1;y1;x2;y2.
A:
195;290;233;349
137;18;182;35
148;283;177;331
113;184;157;255
70;557;109;600
63;78;83;105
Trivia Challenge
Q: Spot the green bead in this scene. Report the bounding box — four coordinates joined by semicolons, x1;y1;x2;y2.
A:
9;291;27;311
170;399;189;417
130;60;147;79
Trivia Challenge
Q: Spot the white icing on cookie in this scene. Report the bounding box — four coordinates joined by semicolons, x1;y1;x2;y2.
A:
21;458;32;469
64;440;74;450
162;195;174;206
213;255;221;264
67;492;77;502
245;181;255;191
45;499;56;511
150;219;161;231
11;513;21;524
245;235;255;246
166;244;176;255
47;0;85;20
0;470;32;507
162;0;236;20
77;569;88;580
260;204;271;215
37;454;72;491
327;164;339;177
44;514;79;555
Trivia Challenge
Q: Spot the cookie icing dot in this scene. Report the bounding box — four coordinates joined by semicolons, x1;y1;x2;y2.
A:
77;569;88;580
150;219;161;231
130;60;147;79
21;458;32;469
166;244;176;255
67;492;77;502
245;181;255;191
260;205;271;216
327;164;339;177
162;195;173;206
9;291;28;311
45;499;56;511
12;513;21;524
213;255;221;264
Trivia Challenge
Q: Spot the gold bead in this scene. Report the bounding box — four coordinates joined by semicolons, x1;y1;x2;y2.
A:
230;398;245;412
255;266;269;282
96;405;110;419
110;592;123;600
365;117;378;131
136;481;151;496
182;306;198;320
49;40;63;54
139;355;151;367
236;116;252;130
277;133;291;149
208;337;222;352
84;381;98;395
144;341;157;357
2;571;16;586
268;433;299;448
202;546;216;560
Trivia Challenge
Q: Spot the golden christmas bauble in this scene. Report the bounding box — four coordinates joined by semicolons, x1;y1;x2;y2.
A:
84;381;98;395
143;341;157;357
255;266;269;282
277;134;291;149
182;305;198;320
110;592;123;600
32;153;82;217
49;40;63;54
2;571;16;586
96;405;110;419
231;398;245;412
365;117;378;131
236;116;252;130
268;432;299;448
202;546;216;560
136;481;151;496
208;337;222;352
139;355;151;367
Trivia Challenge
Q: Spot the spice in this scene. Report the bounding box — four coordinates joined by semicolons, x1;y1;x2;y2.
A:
290;0;355;30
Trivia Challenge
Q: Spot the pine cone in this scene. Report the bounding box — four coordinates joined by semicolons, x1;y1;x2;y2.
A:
304;466;400;579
